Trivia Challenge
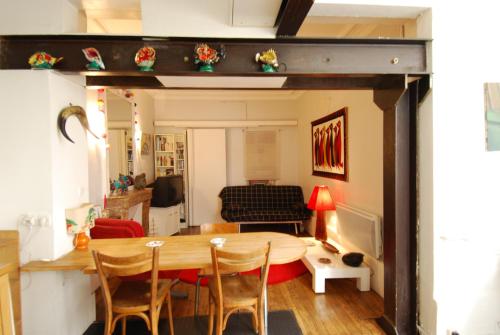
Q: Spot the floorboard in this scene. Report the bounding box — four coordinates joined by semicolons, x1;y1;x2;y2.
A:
172;226;384;335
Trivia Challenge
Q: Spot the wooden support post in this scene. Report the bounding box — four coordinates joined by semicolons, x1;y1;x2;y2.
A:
374;80;419;335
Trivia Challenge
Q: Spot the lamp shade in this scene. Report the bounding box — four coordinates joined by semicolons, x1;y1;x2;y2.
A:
307;185;335;211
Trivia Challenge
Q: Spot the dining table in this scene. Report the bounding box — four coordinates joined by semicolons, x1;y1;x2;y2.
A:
22;231;307;334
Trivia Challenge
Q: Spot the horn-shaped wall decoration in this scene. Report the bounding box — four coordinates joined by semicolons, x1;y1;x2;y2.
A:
57;104;99;143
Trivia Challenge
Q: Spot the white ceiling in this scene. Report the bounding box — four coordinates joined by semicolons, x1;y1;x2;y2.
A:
156;76;287;89
145;89;304;101
308;3;428;19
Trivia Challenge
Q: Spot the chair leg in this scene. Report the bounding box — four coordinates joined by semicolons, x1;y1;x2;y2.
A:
216;302;223;335
208;296;214;335
121;316;127;335
251;305;258;333
258;301;265;335
104;313;113;335
166;294;175;335
194;277;201;316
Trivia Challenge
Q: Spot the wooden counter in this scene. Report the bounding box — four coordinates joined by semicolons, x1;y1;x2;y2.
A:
21;232;306;274
106;188;152;234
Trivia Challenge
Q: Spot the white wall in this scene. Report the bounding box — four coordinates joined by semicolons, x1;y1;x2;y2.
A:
133;91;156;184
0;71;94;335
154;97;300;186
429;2;500;334
296;90;384;296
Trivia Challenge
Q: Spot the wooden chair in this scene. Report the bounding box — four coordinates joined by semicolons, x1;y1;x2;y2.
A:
179;222;239;316
208;241;271;335
92;247;175;335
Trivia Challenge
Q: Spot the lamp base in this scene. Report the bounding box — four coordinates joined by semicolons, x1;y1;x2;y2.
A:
315;210;328;242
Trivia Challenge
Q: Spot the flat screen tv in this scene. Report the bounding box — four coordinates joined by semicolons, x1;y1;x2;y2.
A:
151;175;184;208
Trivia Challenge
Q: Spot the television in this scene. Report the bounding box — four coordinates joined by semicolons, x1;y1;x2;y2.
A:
151;175;184;207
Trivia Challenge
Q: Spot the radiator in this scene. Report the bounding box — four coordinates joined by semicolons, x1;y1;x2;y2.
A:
331;203;383;259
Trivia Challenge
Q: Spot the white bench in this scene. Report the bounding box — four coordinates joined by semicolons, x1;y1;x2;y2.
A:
300;237;370;294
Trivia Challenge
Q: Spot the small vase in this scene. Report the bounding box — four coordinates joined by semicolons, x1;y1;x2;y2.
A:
74;232;90;250
261;64;277;73
198;63;214;72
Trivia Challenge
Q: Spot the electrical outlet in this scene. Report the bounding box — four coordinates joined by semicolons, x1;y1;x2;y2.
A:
20;214;36;227
36;214;51;227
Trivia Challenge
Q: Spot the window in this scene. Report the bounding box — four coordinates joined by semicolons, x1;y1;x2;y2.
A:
245;130;279;181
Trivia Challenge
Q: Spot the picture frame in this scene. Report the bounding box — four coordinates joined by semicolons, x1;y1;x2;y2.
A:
311;107;348;181
141;133;152;155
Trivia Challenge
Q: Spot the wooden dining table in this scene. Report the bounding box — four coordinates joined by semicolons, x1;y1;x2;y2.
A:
22;232;307;334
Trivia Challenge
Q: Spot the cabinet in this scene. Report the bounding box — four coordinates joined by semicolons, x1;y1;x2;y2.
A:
149;205;180;236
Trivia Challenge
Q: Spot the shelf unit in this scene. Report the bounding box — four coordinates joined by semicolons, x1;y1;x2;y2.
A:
154;134;175;177
154;132;188;227
126;130;133;175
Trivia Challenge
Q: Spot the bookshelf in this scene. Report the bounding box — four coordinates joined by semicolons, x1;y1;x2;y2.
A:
154;132;188;227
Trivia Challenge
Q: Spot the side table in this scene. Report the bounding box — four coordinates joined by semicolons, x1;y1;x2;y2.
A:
300;237;370;293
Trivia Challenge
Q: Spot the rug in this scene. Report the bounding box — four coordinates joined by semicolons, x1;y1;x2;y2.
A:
84;310;302;335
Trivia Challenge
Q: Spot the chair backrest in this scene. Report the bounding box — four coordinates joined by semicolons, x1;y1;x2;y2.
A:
92;247;160;315
200;223;239;235
210;241;271;305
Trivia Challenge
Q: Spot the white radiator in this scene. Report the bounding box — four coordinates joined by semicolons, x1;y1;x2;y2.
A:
331;203;383;259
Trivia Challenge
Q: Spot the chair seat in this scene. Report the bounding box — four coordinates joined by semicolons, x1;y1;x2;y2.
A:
112;279;171;314
209;275;260;308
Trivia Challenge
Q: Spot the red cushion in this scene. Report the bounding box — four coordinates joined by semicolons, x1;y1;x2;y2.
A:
179;269;209;286
90;225;136;239
244;260;307;285
94;218;145;237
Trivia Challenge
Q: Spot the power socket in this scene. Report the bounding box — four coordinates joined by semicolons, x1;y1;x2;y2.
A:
19;214;51;228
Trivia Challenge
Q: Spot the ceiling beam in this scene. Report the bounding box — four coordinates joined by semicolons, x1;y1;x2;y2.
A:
0;35;429;76
276;0;314;36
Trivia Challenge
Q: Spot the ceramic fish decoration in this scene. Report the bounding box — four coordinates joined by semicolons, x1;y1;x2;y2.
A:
135;47;156;71
194;43;224;72
255;49;279;73
57;105;98;143
82;47;105;71
28;51;63;69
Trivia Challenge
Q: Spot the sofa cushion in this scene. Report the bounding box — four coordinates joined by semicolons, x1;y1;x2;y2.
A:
90;224;136;239
94;218;145;237
222;209;310;222
219;185;306;211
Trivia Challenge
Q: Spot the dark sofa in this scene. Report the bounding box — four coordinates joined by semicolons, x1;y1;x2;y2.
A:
219;185;311;224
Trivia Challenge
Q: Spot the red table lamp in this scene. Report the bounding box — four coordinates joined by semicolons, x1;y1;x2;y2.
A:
307;185;335;241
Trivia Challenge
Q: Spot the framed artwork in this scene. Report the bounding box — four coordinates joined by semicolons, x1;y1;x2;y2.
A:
311;107;348;181
141;133;152;155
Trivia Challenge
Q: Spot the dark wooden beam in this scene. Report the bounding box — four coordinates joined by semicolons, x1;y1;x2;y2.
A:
275;0;314;36
374;83;418;335
0;35;429;76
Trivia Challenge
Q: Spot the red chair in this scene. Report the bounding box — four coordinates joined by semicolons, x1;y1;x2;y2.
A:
91;218;181;281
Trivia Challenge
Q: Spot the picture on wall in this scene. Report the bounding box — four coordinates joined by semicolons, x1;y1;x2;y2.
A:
141;133;152;155
485;83;500;151
311;107;348;181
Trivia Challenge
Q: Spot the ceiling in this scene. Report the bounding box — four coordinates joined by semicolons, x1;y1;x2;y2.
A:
144;90;304;101
77;0;429;38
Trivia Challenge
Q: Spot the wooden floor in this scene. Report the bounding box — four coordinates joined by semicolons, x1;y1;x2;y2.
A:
170;226;384;335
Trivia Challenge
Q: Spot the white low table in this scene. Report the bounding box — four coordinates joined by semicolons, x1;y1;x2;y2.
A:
300;237;370;294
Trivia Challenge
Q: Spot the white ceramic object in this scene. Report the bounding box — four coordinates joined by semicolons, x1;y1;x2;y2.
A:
210;237;226;248
146;240;164;247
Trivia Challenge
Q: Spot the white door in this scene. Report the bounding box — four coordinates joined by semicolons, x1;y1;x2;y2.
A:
187;129;227;226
